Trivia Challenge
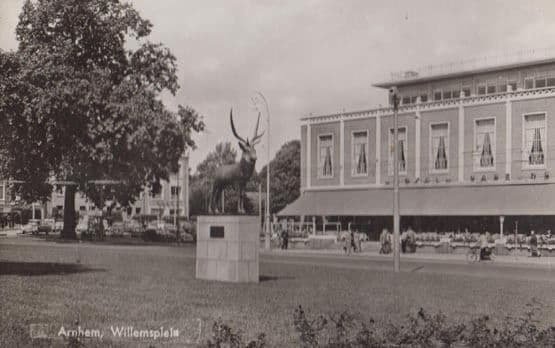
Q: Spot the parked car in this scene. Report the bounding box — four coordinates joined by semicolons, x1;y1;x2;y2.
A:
54;220;64;232
143;221;178;241
21;220;39;234
76;220;88;235
36;220;53;235
124;220;143;237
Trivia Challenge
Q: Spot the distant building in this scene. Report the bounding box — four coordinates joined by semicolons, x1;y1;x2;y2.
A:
0;156;189;226
280;56;555;238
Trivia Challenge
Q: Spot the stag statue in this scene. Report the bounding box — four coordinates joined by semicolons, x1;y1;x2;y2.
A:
209;109;264;214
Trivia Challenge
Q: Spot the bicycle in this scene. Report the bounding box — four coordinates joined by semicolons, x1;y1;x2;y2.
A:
466;246;495;263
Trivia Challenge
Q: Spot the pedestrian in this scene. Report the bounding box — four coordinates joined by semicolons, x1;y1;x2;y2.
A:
379;228;391;254
464;228;471;245
479;231;492;260
401;229;407;253
282;227;289;250
529;230;540;257
344;231;352;255
356;231;363;252
350;230;357;252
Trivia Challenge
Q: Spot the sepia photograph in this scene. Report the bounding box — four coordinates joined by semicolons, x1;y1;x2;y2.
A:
0;0;554;346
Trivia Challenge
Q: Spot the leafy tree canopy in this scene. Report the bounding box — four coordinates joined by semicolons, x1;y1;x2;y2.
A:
0;0;204;238
259;140;300;214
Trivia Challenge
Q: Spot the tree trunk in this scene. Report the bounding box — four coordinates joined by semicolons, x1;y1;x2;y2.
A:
61;185;77;239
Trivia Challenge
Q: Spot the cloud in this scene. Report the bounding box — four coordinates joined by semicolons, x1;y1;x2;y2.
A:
2;0;555;171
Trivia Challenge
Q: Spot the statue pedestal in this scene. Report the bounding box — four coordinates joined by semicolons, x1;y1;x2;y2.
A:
196;215;259;283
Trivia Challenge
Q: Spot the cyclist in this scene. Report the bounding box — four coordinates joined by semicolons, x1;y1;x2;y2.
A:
479;231;492;260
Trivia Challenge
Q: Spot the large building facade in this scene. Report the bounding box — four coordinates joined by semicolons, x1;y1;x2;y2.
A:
280;57;555;238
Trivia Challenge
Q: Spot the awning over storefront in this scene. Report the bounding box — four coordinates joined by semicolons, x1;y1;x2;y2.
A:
278;183;555;216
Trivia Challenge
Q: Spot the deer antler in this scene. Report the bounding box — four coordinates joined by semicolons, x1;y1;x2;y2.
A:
251;112;265;145
230;109;247;145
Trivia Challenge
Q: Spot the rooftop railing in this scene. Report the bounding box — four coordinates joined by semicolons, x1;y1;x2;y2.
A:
388;48;555;82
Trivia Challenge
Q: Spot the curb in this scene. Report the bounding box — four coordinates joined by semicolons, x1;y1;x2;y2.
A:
261;249;554;268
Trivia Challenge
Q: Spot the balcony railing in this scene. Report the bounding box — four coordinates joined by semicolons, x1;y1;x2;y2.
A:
302;86;555;124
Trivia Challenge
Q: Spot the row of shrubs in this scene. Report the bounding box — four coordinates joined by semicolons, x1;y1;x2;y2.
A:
206;300;554;347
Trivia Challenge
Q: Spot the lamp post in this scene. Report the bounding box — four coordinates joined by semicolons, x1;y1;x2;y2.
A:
252;91;271;250
389;87;401;273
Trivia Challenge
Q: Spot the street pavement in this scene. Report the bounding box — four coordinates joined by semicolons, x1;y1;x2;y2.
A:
261;248;554;282
1;236;553;282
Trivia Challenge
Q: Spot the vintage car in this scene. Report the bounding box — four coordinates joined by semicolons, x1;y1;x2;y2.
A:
21;219;40;234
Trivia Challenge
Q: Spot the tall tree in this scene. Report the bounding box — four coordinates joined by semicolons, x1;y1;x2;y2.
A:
0;0;204;238
259;140;300;214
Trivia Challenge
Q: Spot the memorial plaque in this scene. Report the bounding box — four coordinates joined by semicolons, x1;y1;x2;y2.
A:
210;226;225;238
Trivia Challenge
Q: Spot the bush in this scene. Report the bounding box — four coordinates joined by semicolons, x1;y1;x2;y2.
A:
204;300;554;347
206;319;266;348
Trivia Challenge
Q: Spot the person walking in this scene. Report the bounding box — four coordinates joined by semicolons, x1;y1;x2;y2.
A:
350;230;357;253
529;230;540;257
344;231;352;255
379;228;392;254
401;229;408;253
406;226;417;253
282;226;289;250
480;231;490;260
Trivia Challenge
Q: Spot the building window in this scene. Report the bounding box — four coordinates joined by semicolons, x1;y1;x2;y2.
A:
547;77;555;87
474;118;496;170
477;85;486;95
135;207;141;214
318;134;334;178
452;90;460;99
170;186;181;198
524;78;534;89
430;123;449;173
535;77;546;88
462;87;471;97
443;91;452;100
420;94;428;103
151;190;162;199
523;113;546;168
498;84;507;93
388;127;407;176
79;206;86;211
351;131;368;176
508;81;517;91
434;90;442;101
402;96;411;105
487;84;496;94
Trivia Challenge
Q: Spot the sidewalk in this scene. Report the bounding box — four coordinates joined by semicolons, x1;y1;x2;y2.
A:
262;248;554;268
0;229;22;237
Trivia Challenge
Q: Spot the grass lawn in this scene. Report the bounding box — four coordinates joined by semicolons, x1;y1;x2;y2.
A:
1;239;554;347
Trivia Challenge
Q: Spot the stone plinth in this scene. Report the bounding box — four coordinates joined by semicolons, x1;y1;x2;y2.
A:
196;215;259;283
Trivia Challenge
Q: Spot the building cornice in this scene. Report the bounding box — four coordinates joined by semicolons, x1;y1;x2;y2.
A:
302;178;555;193
301;87;555;126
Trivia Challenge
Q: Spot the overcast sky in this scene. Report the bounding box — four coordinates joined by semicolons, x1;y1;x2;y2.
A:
1;0;555;172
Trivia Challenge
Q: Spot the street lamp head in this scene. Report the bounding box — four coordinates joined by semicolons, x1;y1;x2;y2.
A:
388;86;400;108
